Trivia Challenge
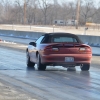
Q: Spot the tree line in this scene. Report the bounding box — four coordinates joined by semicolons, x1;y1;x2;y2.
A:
0;0;100;26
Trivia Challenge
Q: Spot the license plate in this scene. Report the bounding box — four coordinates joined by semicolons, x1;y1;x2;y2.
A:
65;57;74;62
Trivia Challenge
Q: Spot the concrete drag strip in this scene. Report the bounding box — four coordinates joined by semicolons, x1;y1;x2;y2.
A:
0;39;100;100
0;79;36;100
0;41;27;51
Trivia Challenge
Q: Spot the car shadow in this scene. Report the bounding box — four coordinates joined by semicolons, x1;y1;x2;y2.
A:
26;65;77;71
67;67;76;71
26;66;35;71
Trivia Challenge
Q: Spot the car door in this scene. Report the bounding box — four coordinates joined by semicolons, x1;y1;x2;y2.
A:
30;36;45;63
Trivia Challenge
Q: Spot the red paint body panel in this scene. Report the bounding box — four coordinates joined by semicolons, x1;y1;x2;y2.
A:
41;54;92;64
28;33;92;67
37;43;92;67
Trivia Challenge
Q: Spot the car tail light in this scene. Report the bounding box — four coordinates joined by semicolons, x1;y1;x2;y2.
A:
44;46;59;51
79;47;86;52
79;47;91;52
44;46;52;51
52;48;59;51
85;47;91;52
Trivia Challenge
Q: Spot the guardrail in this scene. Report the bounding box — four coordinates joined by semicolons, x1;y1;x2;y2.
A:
0;30;44;39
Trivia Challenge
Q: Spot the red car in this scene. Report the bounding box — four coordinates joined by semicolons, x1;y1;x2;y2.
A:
26;33;92;71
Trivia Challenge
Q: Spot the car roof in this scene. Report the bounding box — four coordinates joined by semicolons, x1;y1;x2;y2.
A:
43;32;77;36
42;32;82;43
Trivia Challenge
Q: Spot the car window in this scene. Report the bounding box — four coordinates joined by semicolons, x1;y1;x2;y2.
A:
35;36;44;44
41;35;50;43
51;36;78;43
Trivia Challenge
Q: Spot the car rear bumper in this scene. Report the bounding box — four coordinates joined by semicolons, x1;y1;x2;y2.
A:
41;54;92;66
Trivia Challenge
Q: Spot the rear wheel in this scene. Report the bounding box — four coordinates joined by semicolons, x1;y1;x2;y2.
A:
80;64;90;71
26;51;35;67
37;54;46;71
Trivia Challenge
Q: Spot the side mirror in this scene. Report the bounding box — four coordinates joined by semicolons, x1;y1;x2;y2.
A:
29;42;36;46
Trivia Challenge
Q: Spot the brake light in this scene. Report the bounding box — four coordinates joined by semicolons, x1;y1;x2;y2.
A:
52;48;59;51
79;47;91;52
44;46;59;51
79;48;86;52
44;46;52;51
86;47;91;52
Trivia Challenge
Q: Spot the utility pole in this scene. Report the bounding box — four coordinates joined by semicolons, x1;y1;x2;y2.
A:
76;0;80;29
24;0;26;24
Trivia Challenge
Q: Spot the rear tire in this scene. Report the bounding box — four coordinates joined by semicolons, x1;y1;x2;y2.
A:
80;64;90;71
37;54;46;71
26;51;35;67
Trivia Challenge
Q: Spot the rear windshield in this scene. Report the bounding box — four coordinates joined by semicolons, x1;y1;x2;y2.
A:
51;36;78;43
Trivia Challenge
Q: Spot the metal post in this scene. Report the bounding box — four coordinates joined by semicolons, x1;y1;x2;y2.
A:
53;25;55;33
12;23;14;30
84;28;86;35
30;24;31;30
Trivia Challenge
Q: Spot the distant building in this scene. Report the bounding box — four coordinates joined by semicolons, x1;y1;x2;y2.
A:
66;19;75;26
54;20;66;25
53;19;75;26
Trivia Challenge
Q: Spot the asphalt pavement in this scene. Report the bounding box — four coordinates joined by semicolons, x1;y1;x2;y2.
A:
0;40;100;100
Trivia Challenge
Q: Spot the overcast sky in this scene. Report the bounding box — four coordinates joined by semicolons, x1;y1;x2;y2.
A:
58;0;99;3
58;0;99;8
1;0;99;7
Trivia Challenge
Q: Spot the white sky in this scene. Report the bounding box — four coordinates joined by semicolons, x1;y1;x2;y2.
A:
58;0;99;3
1;0;99;6
58;0;99;8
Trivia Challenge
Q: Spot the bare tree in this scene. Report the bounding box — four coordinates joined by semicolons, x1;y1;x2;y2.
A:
27;0;38;24
61;1;76;21
37;0;52;25
80;0;98;25
14;0;24;24
0;3;4;23
0;0;99;26
1;0;14;24
91;1;100;23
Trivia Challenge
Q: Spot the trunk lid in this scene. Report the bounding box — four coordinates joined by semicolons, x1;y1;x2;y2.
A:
44;43;91;54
